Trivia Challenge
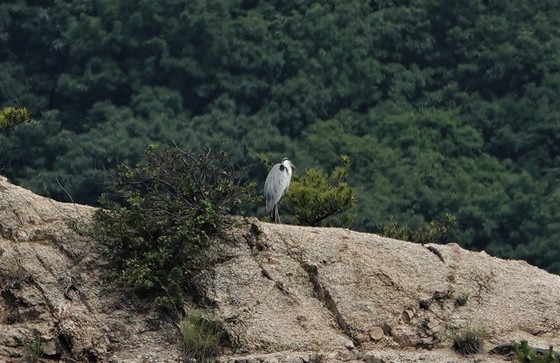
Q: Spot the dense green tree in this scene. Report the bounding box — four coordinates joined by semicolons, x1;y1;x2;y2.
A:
88;146;257;305
284;155;357;227
2;0;560;273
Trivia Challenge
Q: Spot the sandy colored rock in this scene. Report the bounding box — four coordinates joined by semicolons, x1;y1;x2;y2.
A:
2;175;560;362
368;327;384;341
0;176;182;362
205;219;560;362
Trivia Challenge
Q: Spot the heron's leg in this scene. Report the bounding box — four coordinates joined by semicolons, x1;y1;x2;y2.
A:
274;204;281;223
270;205;276;222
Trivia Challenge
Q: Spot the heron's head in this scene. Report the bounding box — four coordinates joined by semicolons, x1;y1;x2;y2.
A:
281;157;295;170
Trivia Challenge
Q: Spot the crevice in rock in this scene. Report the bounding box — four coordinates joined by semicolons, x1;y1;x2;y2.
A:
301;262;357;346
260;267;292;296
373;270;405;292
63;278;80;301
1;266;33;295
243;222;267;254
35;252;57;277
31;232;85;264
23;268;56;316
1;289;18;307
423;245;445;263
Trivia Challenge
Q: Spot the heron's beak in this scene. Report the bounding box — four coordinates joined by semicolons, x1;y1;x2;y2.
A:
290;162;296;169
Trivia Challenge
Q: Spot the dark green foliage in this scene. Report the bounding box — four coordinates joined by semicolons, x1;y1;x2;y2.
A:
2;0;560;274
284;155;356;227
90;146;257;305
378;216;409;242
515;340;559;363
379;213;457;244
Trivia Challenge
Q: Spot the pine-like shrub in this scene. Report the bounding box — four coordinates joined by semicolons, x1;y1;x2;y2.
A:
90;145;257;305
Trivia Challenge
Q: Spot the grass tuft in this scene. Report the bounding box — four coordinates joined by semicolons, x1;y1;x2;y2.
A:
180;309;224;362
450;325;485;356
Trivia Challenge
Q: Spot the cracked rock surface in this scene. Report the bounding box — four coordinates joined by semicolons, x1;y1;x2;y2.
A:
0;177;182;362
200;219;560;363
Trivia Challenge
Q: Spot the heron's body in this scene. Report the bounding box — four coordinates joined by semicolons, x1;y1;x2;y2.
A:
264;158;294;223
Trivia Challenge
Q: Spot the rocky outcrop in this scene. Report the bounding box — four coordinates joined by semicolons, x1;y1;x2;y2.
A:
1;176;560;362
0;176;182;362
201;222;560;362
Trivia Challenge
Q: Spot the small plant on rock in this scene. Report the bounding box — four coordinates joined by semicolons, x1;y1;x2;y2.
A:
450;325;485;356
379;213;457;244
454;292;469;307
378;215;409;241
515;340;559;363
180;309;225;362
284;155;357;227
0;106;30;132
22;329;42;363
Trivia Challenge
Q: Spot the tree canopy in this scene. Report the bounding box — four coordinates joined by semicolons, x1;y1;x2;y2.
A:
2;0;560;273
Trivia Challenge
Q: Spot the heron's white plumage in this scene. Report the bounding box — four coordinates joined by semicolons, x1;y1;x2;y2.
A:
264;158;294;222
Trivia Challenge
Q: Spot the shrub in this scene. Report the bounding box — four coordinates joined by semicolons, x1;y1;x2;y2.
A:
284;155;357;227
515;340;559;363
379;213;457;244
180;309;225;362
378;216;409;241
454;292;469;307
450;325;485;356
90;145;257;305
0;106;30;132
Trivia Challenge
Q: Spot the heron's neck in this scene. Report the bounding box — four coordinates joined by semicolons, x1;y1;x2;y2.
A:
281;161;292;176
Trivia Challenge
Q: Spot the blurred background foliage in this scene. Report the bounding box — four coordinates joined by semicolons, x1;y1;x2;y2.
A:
2;0;560;273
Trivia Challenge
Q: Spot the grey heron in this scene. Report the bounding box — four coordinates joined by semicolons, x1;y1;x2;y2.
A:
264;157;295;223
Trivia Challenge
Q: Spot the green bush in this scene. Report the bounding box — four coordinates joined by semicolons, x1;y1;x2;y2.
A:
180;309;225;362
515;340;559;363
379;213;457;244
90;145;257;305
378;216;410;241
0;106;30;132
284;155;357;227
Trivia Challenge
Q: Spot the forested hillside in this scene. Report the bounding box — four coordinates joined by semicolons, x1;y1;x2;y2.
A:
1;0;560;273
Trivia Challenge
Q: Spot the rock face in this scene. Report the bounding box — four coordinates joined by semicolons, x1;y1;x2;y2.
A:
1;176;560;362
201;221;560;362
0;177;182;362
